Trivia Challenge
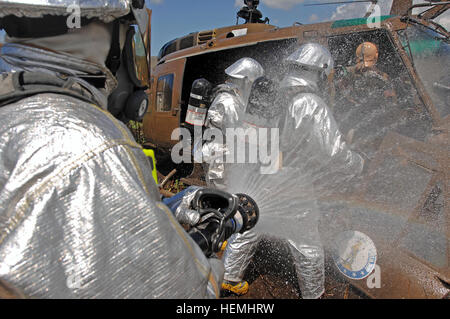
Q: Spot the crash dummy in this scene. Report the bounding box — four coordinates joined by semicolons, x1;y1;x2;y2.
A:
338;42;397;107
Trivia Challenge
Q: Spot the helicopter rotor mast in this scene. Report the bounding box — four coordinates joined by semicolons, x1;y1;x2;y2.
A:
237;0;270;24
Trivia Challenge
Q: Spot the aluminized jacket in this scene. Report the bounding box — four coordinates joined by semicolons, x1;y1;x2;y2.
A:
202;84;246;189
276;71;364;299
0;44;222;298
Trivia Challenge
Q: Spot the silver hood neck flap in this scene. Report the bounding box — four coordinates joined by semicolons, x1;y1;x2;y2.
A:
0;43;117;108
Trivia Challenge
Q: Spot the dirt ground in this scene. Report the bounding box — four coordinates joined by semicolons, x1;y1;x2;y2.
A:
221;238;368;300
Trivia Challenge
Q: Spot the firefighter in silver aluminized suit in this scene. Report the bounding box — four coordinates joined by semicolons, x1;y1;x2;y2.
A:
0;0;223;298
202;57;264;189
279;43;364;193
201;58;263;296
277;43;364;299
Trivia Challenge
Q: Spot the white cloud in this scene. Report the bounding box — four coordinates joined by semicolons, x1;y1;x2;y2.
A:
262;0;305;10
331;0;393;20
331;3;370;20
309;13;319;22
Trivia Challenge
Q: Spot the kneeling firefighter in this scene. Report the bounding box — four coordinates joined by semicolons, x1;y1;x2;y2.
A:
0;0;224;298
219;75;279;296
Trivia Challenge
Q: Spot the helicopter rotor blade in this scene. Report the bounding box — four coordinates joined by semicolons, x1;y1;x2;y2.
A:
304;0;377;6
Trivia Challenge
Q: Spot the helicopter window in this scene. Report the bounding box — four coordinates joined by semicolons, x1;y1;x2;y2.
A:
158;40;177;60
327;29;433;160
165;41;177;56
180;35;195;51
156;74;174;112
398;24;450;118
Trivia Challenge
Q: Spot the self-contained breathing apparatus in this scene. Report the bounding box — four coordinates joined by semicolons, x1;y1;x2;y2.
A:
183;78;213;163
185;78;213;128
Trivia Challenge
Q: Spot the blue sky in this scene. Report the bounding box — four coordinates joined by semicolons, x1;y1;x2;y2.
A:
1;0;448;57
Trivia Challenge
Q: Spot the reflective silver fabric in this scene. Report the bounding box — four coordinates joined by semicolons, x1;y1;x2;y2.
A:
0;45;222;298
205;86;243;132
0;0;130;22
0;43;117;97
281;92;364;187
222;230;259;283
275;90;362;298
225;57;264;83
285;43;334;76
202;85;248;189
174;188;201;227
6;21;113;67
279;69;320;90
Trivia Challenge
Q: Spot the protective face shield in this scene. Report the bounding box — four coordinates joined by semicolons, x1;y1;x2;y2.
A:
225;57;264;104
356;42;379;68
0;0;151;122
284;43;334;77
225;57;264;84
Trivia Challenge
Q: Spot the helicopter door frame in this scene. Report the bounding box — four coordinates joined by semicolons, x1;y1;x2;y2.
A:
147;58;186;149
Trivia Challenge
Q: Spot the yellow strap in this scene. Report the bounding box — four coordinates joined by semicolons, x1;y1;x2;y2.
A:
142;148;158;184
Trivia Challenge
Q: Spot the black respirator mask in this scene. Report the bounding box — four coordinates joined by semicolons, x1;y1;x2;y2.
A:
107;22;149;123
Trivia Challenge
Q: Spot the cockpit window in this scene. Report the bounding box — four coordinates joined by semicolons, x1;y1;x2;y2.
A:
156;74;174;112
328;29;433;160
399;23;450;118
